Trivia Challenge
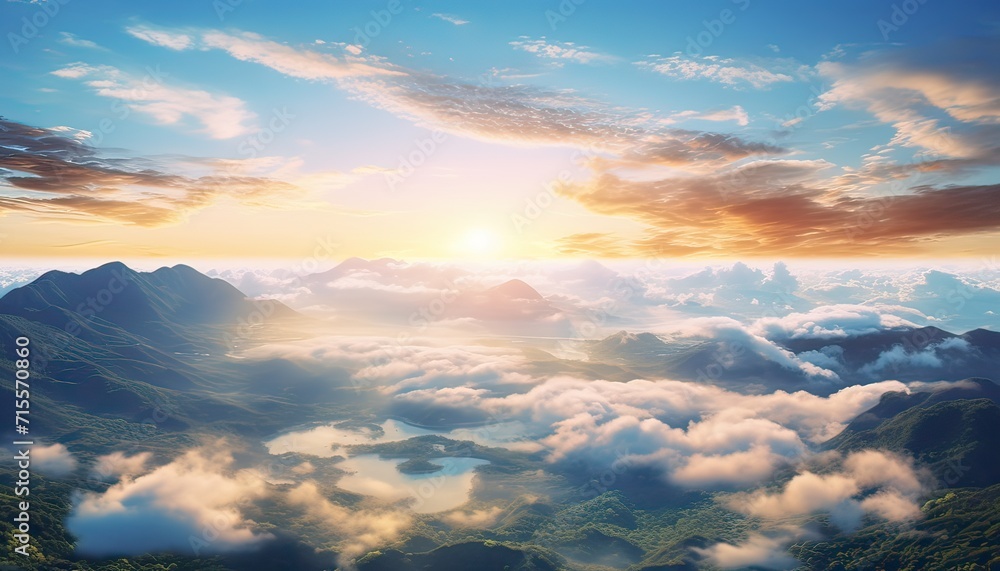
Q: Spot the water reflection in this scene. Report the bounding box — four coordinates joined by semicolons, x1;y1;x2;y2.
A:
336;455;490;513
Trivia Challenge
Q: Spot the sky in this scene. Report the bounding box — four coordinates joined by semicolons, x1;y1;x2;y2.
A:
2;0;999;260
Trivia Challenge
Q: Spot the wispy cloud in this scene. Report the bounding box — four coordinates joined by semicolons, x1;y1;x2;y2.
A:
58;32;104;50
636;54;800;89
0;118;304;226
52;62;256;139
124;26;1000;257
430;13;469;25
127;26;396;80
817;37;1000;162
510;37;615;65
666;105;750;126
125;25;193;50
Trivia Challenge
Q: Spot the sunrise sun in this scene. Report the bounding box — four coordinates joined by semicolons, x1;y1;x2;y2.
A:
455;227;502;257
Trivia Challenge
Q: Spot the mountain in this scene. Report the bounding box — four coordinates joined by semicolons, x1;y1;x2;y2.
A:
0;262;317;445
586;330;813;391
588;331;672;364
487;279;545;301
779;325;961;366
826;379;1000;487
356;541;562;571
0;261;299;350
779;325;1000;383
445;278;568;335
305;256;403;283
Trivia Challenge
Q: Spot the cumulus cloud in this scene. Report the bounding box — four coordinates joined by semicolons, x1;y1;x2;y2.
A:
286;481;411;561
283;330;908;486
67;446;271;556
33;443;77;476
729;450;928;531
665;315;841;381
236;317;916;490
90;451;153;481
441;506;504;528
671;445;786;487
695;530;801;569
697;450;929;567
243;336;536;394
753;304;917;340
859;337;970;377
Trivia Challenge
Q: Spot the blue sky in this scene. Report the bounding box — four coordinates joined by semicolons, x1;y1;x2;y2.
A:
2;0;1000;259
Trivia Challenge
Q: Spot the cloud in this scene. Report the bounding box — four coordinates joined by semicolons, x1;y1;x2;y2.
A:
430;13;469;26
753;304;917;340
664;315;841;381
276;329;907;486
131;25;783;171
442;506;504;528
695;530;801;570
286;481;411;561
697;450;929;569
667;105;750;126
52;62;256;139
553;232;632;258
818;38;1000;163
0;118;305;226
560;159;1000;257
58;32;103;50
33;443;77;476
671;445;786;487
67;446;271;556
729;450;928;531
90;451;153;481
120;26;1000;257
636;54;799;88
859;337;970;377
243;336;535;394
126;25;193;50
127;26;395;80
510;37;614;65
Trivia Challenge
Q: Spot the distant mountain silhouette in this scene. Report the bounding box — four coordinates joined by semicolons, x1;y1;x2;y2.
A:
305;257;403;283
587;330;812;391
589;331;672;363
486;279;545;301
780;326;953;365
446;278;567;334
782;326;1000;383
586;325;1000;391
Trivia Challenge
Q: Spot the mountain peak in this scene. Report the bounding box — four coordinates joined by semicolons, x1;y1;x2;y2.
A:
0;261;297;348
601;331;666;346
488;279;544;300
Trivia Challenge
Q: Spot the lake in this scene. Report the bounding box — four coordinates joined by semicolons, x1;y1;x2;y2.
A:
336;455;490;513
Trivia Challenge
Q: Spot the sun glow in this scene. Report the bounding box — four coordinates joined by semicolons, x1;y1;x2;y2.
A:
455;227;502;257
